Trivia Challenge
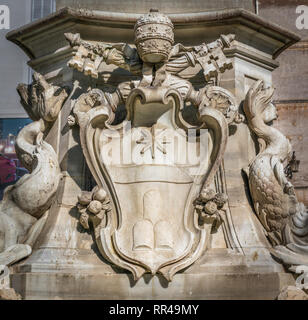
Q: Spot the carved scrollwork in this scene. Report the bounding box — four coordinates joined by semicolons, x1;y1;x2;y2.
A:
199;86;244;125
65;9;236;105
71;83;229;281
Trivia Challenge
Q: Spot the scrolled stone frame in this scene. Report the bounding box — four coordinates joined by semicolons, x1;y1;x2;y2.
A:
72;80;234;281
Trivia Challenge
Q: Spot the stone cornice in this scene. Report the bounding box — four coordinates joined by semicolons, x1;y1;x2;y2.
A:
6;7;300;61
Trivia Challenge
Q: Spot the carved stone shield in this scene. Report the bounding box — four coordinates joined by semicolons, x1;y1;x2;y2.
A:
75;87;229;281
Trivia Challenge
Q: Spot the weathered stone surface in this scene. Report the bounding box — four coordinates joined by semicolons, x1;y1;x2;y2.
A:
62;9;244;281
277;286;308;300
258;0;308;41
0;265;21;300
56;0;255;14
273;103;308;205
3;5;305;299
0;288;22;301
10;257;294;300
0;245;32;267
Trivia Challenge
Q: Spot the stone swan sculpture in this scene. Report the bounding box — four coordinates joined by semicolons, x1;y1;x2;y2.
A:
244;80;308;267
0;73;68;267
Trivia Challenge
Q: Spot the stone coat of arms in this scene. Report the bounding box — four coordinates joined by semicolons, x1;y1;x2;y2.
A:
66;10;241;281
1;9;308;293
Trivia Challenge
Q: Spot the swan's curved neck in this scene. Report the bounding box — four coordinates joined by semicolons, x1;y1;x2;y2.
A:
251;117;290;160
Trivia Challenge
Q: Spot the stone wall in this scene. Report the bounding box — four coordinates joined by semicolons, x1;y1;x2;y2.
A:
259;0;308;205
56;0;255;13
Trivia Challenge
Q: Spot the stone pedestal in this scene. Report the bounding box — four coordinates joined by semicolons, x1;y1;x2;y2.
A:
6;7;299;299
